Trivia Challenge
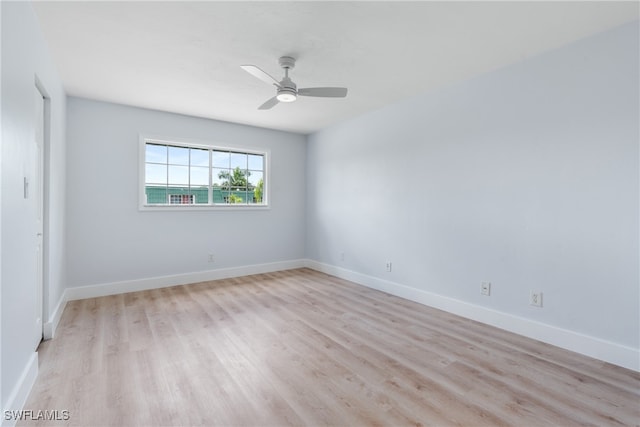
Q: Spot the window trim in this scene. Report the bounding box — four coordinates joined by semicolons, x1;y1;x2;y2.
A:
139;135;270;211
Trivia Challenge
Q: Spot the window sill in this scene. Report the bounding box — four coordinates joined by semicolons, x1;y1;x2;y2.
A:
139;204;270;212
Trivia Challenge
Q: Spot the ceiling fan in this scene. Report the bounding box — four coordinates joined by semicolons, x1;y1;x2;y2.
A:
241;56;348;110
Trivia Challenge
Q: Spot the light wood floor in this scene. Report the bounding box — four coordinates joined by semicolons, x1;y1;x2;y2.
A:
21;268;639;426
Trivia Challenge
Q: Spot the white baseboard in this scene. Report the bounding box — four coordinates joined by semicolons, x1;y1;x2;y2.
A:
1;352;39;427
304;259;640;372
43;293;67;340
64;259;307;301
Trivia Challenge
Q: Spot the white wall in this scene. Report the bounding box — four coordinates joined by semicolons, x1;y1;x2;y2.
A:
65;97;306;289
306;21;639;368
1;0;4;412
1;1;67;418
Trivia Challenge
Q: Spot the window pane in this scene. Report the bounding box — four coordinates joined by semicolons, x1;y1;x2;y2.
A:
192;187;208;204
190;166;209;186
212;151;229;168
237;190;249;203
168;146;189;165
168;165;189;185
216;189;229;204
221;190;232;204
248;171;263;189
230;168;248;190
146;164;167;184
230;152;247;169
191;148;209;167
213;168;229;188
146;144;167;164
146;186;167;204
248;154;263;171
249;172;264;203
228;190;246;204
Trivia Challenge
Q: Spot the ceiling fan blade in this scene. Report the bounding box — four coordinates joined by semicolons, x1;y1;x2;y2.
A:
241;65;281;87
258;96;279;110
298;87;348;98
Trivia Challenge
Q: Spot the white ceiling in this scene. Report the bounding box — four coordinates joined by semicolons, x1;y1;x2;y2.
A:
32;1;639;134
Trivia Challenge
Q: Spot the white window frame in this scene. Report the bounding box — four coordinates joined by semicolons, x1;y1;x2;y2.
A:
139;135;270;211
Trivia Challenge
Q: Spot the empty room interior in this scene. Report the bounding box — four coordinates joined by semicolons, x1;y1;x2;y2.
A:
1;1;639;426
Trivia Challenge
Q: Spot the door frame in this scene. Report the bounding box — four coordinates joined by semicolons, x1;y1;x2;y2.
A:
34;79;50;346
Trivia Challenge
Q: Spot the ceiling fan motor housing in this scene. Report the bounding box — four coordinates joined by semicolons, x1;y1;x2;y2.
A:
277;75;297;102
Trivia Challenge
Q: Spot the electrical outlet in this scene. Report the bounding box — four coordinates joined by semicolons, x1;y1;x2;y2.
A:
481;281;491;296
386;261;392;272
208;254;215;263
530;291;543;307
340;252;345;262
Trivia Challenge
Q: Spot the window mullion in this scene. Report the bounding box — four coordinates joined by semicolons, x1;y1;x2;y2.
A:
209;149;213;205
165;144;169;204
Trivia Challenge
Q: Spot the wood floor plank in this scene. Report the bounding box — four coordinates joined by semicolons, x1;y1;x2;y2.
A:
19;268;640;426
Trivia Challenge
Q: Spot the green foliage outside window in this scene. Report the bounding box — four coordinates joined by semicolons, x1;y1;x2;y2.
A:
217;167;252;190
254;178;264;203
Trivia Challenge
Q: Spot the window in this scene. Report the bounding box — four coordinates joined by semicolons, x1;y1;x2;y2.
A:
141;137;267;209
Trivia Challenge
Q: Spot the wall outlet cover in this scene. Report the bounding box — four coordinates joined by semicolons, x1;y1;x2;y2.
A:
530;291;543;307
481;281;491;296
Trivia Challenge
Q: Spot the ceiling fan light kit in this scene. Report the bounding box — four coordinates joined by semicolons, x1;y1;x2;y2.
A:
276;90;297;103
241;56;348;110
